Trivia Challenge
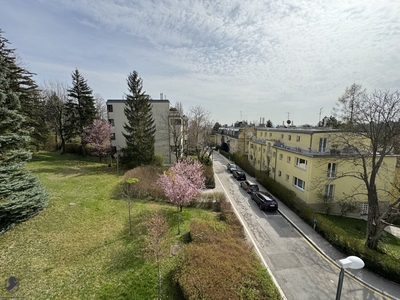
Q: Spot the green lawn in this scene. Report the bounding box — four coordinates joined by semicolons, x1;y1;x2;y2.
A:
0;152;217;299
321;214;400;259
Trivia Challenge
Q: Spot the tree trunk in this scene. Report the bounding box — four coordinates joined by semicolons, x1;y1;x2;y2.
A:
157;261;161;300
365;218;386;250
128;199;132;235
177;212;181;235
54;132;59;151
60;135;66;154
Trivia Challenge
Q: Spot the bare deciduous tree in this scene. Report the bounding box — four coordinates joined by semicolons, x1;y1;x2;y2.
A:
157;102;187;163
94;93;107;120
187;105;213;163
333;86;400;250
41;80;69;153
141;211;168;300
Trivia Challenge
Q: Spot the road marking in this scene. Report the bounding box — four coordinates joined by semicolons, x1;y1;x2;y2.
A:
214;171;287;300
294;227;393;300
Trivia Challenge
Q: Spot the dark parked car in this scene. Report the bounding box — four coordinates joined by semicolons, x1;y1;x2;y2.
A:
240;180;259;193
227;163;237;173
251;192;278;211
232;170;246;181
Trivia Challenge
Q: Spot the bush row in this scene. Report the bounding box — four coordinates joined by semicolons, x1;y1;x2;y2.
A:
174;199;281;300
232;154;400;284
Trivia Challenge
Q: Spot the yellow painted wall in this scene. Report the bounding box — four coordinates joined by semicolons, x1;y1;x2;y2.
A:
252;128;399;206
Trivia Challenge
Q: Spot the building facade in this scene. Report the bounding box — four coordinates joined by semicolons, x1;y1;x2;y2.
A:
106;99;186;165
247;127;399;215
216;126;255;154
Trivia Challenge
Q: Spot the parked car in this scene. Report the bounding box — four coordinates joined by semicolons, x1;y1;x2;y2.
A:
240;180;259;193
251;192;278;211
227;163;237;173
232;170;246;181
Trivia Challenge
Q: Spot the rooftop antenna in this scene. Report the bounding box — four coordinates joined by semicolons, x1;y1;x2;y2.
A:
319;107;324;124
240;111;242;121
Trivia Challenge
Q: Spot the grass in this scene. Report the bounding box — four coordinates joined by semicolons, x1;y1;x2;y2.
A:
0;152;217;299
321;214;400;259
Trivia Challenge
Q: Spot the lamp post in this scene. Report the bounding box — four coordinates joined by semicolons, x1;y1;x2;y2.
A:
335;256;364;300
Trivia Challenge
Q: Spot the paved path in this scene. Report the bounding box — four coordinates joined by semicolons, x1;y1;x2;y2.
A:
203;152;400;300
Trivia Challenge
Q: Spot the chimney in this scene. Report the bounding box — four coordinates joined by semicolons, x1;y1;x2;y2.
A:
160;93;163;100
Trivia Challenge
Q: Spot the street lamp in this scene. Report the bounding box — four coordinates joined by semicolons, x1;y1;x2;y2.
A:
335;256;364;300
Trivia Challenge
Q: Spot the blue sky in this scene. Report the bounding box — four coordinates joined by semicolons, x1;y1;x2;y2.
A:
1;0;399;126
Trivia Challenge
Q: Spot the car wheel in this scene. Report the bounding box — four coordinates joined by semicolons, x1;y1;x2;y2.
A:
259;203;263;210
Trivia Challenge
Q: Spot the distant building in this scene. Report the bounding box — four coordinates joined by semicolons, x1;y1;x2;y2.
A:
216;124;255;154
106;98;186;164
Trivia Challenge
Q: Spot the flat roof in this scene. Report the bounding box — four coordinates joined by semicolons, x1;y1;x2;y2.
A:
107;99;170;103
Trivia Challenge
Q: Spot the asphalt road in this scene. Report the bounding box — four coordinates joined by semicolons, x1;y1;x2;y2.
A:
211;151;397;300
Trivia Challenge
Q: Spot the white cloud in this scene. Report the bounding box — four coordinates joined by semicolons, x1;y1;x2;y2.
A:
1;0;400;125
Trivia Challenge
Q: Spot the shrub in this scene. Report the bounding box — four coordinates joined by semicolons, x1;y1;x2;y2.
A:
203;165;215;188
190;192;226;211
64;143;83;154
232;152;256;177
174;217;281;300
122;166;165;199
151;154;164;166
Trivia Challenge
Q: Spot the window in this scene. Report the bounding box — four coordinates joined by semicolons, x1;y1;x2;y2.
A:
281;134;284;139
325;184;334;201
295;157;307;169
278;171;282;177
279;154;283;160
327;163;337;178
296;136;301;142
110;133;115;140
319;138;328;152
288;135;292;141
287;156;291;163
267;143;271;153
250;155;253;160
170;118;182;125
285;174;289;181
294;177;305;190
269;133;272;137
107;104;113;112
108;119;114;126
273;152;276;157
271;167;275;173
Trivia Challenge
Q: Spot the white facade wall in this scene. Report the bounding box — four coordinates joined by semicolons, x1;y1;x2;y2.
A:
107;99;183;164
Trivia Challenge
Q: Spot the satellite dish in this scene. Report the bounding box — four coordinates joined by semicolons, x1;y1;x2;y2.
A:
287;120;291;125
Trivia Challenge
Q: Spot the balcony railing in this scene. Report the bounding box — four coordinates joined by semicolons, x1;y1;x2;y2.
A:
327;171;337;178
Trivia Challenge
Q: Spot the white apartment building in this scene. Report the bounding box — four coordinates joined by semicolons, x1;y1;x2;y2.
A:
106;98;186;164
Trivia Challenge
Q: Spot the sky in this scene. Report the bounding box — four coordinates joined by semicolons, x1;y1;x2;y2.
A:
1;0;400;127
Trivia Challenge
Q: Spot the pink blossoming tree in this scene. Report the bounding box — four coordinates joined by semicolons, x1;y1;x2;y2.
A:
157;158;205;234
82;119;112;160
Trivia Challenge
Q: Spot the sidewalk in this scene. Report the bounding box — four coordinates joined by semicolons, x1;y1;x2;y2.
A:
208;152;400;300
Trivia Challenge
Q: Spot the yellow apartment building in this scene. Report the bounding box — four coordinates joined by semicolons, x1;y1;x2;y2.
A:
248;127;398;215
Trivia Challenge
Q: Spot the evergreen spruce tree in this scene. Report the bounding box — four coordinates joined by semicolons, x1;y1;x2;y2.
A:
0;55;48;234
65;69;96;155
122;71;156;168
0;30;49;149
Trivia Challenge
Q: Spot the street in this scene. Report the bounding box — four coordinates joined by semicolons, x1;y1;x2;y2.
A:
211;151;397;300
